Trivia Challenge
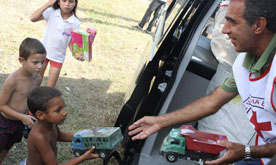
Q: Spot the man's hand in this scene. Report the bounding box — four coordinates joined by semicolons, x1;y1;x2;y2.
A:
21;114;37;127
128;116;162;140
205;140;245;165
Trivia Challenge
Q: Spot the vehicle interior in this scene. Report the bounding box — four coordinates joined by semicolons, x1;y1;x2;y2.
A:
114;0;220;164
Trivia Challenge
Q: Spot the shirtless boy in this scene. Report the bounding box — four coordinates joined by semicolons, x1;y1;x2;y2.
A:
0;38;46;163
25;86;99;164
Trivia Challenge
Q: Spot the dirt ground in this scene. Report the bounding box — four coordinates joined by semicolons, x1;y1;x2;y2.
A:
0;0;152;164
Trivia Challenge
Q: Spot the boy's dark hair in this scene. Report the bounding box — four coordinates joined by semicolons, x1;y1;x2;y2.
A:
244;0;276;32
19;38;46;60
53;0;78;17
27;86;62;116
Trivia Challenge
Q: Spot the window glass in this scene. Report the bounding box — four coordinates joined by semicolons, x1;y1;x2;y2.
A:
171;140;180;144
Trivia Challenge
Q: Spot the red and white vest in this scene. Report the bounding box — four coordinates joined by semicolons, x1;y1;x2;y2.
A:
233;53;276;165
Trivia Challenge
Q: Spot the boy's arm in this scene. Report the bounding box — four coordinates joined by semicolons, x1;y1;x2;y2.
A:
60;147;99;165
57;126;73;142
0;76;36;126
30;0;56;22
32;129;98;165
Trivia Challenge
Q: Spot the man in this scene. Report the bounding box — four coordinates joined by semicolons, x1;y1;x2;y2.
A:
198;0;255;145
135;0;169;33
129;0;276;164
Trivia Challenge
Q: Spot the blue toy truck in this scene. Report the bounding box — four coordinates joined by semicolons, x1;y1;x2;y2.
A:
71;127;123;159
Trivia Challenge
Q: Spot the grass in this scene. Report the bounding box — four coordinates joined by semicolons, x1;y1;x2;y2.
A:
0;0;154;164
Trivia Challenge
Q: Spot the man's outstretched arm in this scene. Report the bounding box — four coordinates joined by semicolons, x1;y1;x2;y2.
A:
128;86;238;140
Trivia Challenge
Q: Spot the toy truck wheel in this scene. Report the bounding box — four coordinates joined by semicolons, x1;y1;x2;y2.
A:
166;152;178;163
99;150;107;159
74;150;81;157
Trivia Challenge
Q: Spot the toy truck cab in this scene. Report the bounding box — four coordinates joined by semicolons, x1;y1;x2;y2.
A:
160;125;228;163
160;128;186;162
71;127;123;159
71;134;85;157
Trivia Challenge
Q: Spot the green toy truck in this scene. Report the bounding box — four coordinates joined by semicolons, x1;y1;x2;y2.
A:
71;127;123;159
160;125;227;163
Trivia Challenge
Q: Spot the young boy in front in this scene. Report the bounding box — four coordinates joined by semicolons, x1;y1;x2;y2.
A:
25;86;99;164
0;38;46;163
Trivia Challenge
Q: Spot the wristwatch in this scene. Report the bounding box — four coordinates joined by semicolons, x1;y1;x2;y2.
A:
244;145;253;161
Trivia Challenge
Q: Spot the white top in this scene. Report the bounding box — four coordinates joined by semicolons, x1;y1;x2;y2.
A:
233;53;276;165
42;8;80;63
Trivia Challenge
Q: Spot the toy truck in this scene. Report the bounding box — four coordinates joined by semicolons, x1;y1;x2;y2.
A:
71;127;123;159
160;125;227;163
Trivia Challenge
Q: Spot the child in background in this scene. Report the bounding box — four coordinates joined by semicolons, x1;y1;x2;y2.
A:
23;86;99;164
30;0;82;87
0;38;46;163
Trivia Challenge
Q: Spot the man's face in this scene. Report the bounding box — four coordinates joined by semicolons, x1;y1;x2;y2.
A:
222;0;257;53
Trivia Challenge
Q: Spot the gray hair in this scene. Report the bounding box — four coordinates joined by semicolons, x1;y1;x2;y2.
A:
244;0;276;32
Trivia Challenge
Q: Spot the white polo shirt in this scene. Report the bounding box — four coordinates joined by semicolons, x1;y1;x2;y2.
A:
42;8;80;63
